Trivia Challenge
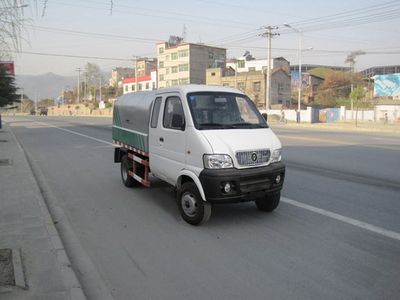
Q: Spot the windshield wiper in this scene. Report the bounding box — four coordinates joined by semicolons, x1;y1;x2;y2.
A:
230;122;267;128
198;123;234;129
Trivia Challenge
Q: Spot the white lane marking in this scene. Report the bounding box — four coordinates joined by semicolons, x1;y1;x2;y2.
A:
282;197;400;241
33;120;115;146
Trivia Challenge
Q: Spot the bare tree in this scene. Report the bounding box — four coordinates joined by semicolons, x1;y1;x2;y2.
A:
0;0;31;56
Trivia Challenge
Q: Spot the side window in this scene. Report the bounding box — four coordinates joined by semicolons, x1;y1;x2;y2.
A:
150;97;162;128
163;96;185;130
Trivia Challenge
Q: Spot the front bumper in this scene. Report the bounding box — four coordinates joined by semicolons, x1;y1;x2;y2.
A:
199;162;285;203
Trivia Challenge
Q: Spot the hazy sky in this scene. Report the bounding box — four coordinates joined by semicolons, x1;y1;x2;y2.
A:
9;0;400;75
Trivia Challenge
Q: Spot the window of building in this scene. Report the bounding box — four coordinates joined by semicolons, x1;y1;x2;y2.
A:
158;47;164;54
171;52;178;60
179;78;189;84
249;67;256;71
171;66;178;73
138;83;142;91
159;74;164;81
178;49;189;57
179;64;188;72
253;81;261;92
237;82;245;91
166;55;170;61
222;83;230;87
163;96;185;130
152;82;156;90
172;79;178;86
159;61;164;68
166;68;170;75
132;84;135;92
151;97;162;128
238;60;245;68
125;85;128;92
211;72;216;76
146;82;150;90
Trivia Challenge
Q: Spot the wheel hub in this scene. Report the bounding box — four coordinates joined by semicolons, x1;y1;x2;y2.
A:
182;193;198;216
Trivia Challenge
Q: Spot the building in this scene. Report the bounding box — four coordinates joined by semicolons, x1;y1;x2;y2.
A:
135;57;157;77
227;57;290;73
291;72;325;104
122;70;157;94
156;41;226;88
290;64;349;73
206;67;291;108
109;67;135;88
361;65;400;78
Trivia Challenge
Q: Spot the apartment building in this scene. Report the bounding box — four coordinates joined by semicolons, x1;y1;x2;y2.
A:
156;41;226;88
135;57;157;77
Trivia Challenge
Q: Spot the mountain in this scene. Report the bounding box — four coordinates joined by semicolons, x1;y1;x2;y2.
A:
15;73;76;100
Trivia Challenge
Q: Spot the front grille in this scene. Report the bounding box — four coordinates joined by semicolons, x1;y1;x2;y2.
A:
236;149;270;166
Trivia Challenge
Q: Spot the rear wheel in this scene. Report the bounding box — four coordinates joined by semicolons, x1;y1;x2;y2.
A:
178;182;211;225
255;191;281;212
120;154;140;187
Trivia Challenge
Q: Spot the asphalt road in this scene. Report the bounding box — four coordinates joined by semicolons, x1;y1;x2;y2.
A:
5;115;400;300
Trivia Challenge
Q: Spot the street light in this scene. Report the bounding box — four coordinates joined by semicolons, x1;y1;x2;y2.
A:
284;23;302;123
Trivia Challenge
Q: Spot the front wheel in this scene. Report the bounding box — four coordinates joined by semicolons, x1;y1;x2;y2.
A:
178;182;211;225
255;191;281;212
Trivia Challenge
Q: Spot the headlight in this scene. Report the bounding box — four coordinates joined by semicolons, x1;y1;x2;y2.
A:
270;148;282;163
203;154;233;169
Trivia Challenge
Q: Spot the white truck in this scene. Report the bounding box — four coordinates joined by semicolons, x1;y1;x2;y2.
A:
113;85;285;225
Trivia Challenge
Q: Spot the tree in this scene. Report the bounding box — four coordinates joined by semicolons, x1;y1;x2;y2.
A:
313;71;362;108
0;1;27;53
350;85;366;126
85;62;104;92
0;64;18;107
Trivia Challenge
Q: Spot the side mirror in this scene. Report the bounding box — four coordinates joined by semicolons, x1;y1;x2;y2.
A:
171;114;185;130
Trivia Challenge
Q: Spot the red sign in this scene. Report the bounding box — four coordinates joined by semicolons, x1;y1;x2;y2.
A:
0;61;15;75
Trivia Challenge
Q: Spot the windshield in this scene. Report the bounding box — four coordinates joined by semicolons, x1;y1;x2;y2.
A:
187;92;268;130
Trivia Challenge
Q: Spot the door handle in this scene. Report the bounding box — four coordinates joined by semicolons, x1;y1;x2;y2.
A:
159;137;164;142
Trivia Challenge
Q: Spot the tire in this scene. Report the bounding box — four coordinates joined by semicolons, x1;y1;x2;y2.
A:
120;154;140;187
255;191;281;212
178;182;211;225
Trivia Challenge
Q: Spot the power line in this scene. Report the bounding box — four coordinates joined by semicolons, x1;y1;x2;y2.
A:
8;50;133;61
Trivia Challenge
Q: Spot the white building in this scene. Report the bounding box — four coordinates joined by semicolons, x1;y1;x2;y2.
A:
122;69;157;94
227;57;290;73
157;41;226;88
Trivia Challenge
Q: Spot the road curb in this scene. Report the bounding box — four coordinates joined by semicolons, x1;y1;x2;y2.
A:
8;123;114;300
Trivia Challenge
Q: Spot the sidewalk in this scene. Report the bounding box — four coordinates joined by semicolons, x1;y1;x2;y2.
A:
270;120;400;134
0;123;86;300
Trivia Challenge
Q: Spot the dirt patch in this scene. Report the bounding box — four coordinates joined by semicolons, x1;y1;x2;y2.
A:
0;249;15;286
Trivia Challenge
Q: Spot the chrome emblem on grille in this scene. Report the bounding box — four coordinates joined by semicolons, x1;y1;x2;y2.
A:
251;152;258;162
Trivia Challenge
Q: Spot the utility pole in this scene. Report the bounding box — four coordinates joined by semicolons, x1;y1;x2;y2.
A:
20;89;23;113
76;68;81;103
260;26;279;111
99;78;102;102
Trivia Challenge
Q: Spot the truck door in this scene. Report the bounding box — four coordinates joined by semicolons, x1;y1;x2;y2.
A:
149;95;186;185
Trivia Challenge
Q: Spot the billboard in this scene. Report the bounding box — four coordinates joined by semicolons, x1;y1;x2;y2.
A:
0;61;15;75
373;73;400;97
291;71;309;88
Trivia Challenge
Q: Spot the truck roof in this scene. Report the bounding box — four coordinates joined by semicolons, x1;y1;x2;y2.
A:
155;84;245;96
